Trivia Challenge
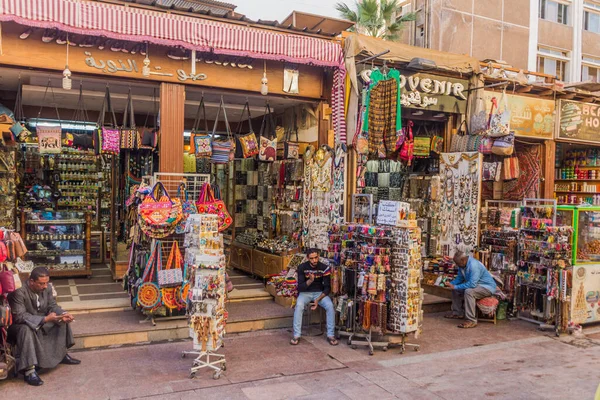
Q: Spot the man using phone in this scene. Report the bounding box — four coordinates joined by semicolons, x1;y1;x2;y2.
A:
8;267;79;386
290;249;338;346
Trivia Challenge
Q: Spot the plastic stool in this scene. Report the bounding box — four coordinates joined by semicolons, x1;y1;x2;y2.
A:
302;303;324;336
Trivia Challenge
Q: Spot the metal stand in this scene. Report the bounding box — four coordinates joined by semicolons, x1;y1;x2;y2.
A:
391;334;420;354
181;350;226;380
350;327;389;355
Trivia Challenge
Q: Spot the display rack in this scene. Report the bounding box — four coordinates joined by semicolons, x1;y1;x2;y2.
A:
0;146;16;229
351;194;374;224
181;214;227;380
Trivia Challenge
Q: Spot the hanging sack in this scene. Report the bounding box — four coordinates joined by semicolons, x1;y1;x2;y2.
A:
482;162;502;181
175;183;197;234
139;88;159;150
399;124;414;165
157;241;184;288
10;78;33;142
450;121;468;152
278;108;300;159
466;135;482;152
503;156;520;181
191;97;212;158
431;135;443;154
69;82;93;149
487;91;511;137
138;182;183;238
211;97;235;164
413;125;431;157
120;88;137;149
196;182;233;232
396;120;411;151
137;240;162;309
258;102;277;162
234;101;259;158
470;92;488;135
94;86;120;155
0;264;15;295
35;80;63;154
479;137;493;154
492;131;515;156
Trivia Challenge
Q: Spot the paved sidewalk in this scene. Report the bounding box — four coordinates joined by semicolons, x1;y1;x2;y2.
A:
1;313;599;399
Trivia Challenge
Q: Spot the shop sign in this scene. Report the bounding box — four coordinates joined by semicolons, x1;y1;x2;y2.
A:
482;91;555;139
557;99;600;143
399;71;468;113
376;200;409;226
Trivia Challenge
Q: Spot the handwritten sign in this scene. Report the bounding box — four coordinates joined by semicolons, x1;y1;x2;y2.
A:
376;200;410;226
399;70;468;113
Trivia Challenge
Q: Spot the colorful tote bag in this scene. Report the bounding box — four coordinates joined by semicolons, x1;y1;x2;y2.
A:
95;86;120;155
138;182;183;238
196;182;233;232
492;131;515;156
234;101;259;158
175;183;197;234
120;89;137;149
191;96;212;158
157;241;183;288
37;126;62;154
137;240;162;310
278;108;300;159
211;97;234;164
470;94;489;135
399;125;414;165
258;102;277;162
487;91;511;137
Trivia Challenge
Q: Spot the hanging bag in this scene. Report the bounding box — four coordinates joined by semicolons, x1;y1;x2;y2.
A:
234;101;259;158
191;96;212;158
258;102;277;162
492;131;515;156
138;182;183;238
120;88;137;149
137;240;162;309
210;97;234;164
503;156;520;181
139;88;159;150
487;91;511;137
175;183;197;234
35;79;62;153
94;86;120;155
157;241;184;288
470;92;489;135
278;108;300;159
196;182;233;232
10;78;33;142
71;82;94;149
413;125;431;157
0;264;15;295
399;123;414;165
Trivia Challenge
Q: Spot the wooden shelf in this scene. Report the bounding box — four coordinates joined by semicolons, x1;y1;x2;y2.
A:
25;219;85;225
555;179;600;182
555;191;599;194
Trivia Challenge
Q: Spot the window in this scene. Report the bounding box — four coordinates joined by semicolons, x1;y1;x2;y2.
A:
537;48;570;81
539;0;569;25
582;56;600;82
584;2;600;33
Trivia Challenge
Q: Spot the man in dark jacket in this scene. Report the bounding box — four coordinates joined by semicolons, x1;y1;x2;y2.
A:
290;249;338;346
8;267;80;386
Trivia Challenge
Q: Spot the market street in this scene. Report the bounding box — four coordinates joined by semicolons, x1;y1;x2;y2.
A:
1;312;599;400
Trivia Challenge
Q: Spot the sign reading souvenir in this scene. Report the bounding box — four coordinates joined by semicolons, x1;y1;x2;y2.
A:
399;70;468;113
558;100;600;143
482;91;555;139
36;126;62;154
376;200;409;226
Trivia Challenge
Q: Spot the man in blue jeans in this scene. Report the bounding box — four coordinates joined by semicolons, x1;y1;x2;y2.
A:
290;249;338;346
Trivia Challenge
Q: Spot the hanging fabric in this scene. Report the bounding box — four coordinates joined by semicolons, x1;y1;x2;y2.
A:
210;97;234;164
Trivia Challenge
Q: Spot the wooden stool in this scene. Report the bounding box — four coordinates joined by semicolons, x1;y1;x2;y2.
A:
476;297;499;324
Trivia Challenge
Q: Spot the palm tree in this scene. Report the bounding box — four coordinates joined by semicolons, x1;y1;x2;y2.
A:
335;0;417;41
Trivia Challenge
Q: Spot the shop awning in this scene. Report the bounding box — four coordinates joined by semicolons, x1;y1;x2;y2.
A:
0;0;343;67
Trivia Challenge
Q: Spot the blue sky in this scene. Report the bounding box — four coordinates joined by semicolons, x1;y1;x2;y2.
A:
234;0;341;21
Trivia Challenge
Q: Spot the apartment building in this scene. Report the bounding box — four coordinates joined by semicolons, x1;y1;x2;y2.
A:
406;0;600;83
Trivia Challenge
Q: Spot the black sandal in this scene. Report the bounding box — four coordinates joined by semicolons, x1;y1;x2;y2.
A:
327;337;339;346
290;337;300;345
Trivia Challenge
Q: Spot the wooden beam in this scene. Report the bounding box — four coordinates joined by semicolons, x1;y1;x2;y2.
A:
517;86;532;93
537;89;554;96
159;82;185;173
559;93;576;100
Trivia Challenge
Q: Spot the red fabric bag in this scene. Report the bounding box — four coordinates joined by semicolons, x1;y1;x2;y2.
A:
0;264;15;294
196;183;233;232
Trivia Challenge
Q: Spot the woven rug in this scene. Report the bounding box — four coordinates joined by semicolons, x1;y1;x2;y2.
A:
482;143;541;200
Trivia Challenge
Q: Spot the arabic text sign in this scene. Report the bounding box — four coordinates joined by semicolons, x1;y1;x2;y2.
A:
399;71;468;113
558;99;600;143
84;52;139;74
482;91;555;139
376;200;410;226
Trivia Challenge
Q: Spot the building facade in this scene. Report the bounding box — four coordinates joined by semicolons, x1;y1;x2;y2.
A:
406;0;600;83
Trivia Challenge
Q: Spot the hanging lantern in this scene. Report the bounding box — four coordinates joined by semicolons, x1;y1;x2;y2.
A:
142;43;151;77
62;33;72;90
260;61;268;96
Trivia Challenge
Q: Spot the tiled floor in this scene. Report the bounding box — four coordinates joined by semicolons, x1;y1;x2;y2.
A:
53;264;128;304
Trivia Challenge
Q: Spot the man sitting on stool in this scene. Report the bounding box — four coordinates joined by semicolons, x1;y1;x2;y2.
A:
445;251;497;329
290;249;338;346
8;267;80;386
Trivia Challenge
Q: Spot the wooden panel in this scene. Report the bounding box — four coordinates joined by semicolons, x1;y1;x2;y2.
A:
543;140;556;200
0;22;325;99
159;83;185;173
252;249;267;278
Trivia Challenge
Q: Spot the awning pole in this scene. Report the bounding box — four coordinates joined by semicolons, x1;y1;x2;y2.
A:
356;50;390;65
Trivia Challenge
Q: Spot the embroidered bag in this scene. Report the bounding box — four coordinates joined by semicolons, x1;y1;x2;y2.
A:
487;91;511;137
470;93;488;135
196;182;233;232
211;97;234;164
450;121;468;152
278;108;300;159
258;102;277;162
157;241;183;288
503;156;520;181
399;124;414;165
466;135;482;152
492;131;515;156
138;182;183;238
175;183;197;234
191;97;212;158
353;106;369;155
431;135;444;154
396;120;411;151
120;88;137;149
137;240;162;309
479;137;493;154
234;101;259;158
94;86;120;155
482;162;502;181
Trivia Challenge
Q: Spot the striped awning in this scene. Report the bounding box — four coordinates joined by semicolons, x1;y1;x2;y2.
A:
0;0;343;67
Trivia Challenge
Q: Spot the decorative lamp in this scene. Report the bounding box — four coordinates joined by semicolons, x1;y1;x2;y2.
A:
63;34;72;90
260;61;268;95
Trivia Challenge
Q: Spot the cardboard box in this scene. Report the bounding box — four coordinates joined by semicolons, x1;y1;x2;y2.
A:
274;295;295;308
265;284;277;298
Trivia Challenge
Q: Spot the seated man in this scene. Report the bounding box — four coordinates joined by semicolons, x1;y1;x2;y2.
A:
445;251;497;329
290;249;338;346
8;267;80;386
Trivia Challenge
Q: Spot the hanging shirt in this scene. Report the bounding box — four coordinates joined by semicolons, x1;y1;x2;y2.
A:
450;257;497;294
362;68;402;135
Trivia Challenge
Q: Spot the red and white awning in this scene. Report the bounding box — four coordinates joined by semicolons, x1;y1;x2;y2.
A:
0;0;343;67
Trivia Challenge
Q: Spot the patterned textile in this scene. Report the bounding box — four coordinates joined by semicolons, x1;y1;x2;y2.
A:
332;68;347;144
368;78;398;158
